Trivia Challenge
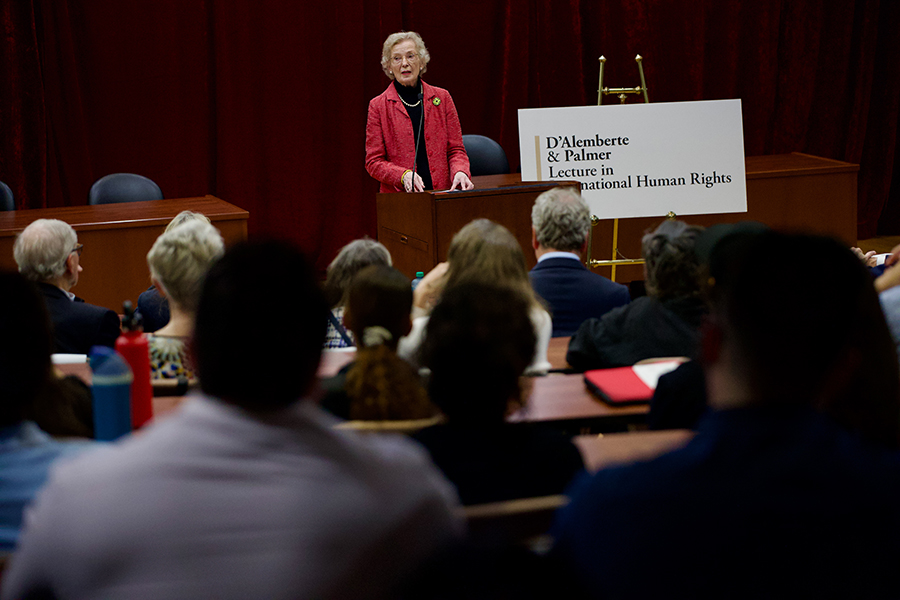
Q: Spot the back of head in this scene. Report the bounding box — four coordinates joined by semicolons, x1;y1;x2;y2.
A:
421;282;536;424
14;219;77;282
164;210;212;234
147;220;225;313
641;219;704;300
709;231;900;448
445;219;533;299
345;265;412;344
324;238;392;307
344;265;432;420
193;241;327;411
531;187;590;252
0;271;53;426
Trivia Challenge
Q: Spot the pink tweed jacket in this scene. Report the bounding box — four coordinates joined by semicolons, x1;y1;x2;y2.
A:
365;80;471;193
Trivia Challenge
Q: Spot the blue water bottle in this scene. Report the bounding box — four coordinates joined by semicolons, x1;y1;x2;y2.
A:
411;271;425;290
90;347;133;441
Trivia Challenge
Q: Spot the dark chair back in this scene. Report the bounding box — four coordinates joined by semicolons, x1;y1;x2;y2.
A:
463;135;510;177
0;181;14;211
89;173;163;205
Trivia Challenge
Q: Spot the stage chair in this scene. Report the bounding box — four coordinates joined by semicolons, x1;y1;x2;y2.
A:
0;181;14;211
462;134;510;176
89;173;163;205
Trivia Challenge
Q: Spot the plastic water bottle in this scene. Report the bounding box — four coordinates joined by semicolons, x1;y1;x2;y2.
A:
116;301;154;428
90;347;133;441
411;271;425;290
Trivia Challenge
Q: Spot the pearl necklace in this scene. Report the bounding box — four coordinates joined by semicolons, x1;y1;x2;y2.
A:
398;95;421;108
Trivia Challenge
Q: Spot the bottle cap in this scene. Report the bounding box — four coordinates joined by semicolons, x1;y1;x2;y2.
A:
91;351;134;385
121;300;144;332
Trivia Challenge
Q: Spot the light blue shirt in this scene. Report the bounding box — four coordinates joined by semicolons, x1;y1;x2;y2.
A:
537;251;581;263
0;422;94;550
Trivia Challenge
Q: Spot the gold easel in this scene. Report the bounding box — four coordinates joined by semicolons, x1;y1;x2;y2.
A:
586;55;662;281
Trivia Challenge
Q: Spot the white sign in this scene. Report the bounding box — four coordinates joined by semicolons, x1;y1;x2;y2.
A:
518;99;747;220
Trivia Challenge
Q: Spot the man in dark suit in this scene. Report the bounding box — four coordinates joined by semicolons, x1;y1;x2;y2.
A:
529;187;630;337
14;219;120;354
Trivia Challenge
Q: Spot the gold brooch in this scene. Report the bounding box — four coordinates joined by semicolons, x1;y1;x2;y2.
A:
432;98;441;106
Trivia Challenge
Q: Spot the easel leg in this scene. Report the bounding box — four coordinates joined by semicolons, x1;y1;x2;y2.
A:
611;218;619;282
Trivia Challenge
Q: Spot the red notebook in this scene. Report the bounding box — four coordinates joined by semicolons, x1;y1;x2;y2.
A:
583;360;684;406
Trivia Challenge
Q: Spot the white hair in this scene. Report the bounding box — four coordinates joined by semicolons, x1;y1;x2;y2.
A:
380;31;430;79
147;220;225;313
13;219;77;282
325;238;392;307
531;187;591;252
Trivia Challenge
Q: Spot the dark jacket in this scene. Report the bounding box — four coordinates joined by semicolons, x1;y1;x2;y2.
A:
553;406;900;598
137;285;169;333
413;423;584;505
566;295;706;371
530;256;631;337
38;282;120;354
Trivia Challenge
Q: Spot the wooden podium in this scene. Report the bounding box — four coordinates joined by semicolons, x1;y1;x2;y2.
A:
376;174;579;278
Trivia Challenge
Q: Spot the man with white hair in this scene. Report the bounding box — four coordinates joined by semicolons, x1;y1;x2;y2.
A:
529;187;630;337
13;219;120;354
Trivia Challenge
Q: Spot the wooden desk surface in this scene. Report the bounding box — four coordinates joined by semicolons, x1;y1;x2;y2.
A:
511;373;648;426
319;339;573;376
0;196;248;234
0;196;248;312
547;337;571;371
575;429;694;472
65;355;646;431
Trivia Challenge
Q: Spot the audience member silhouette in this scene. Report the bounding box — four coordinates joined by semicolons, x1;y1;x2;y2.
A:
412;281;584;505
3;241;461;600
553;231;900;598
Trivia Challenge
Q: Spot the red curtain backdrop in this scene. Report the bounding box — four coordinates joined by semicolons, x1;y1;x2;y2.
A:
2;0;899;271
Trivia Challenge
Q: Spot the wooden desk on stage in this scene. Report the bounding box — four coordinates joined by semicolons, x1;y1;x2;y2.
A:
376;174;579;278
0;196;248;312
590;152;859;284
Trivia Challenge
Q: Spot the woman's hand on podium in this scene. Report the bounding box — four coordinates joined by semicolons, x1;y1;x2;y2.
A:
403;170;425;193
450;171;474;191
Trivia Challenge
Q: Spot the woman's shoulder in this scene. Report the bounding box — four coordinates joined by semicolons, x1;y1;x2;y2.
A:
368;82;397;107
421;81;454;101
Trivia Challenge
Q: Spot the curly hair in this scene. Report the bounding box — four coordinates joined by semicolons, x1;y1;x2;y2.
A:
344;265;434;420
641;219;704;301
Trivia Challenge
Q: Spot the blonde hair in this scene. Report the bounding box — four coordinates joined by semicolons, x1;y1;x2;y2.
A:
147;220;225;313
444;219;540;308
165;210;211;234
380;31;430;79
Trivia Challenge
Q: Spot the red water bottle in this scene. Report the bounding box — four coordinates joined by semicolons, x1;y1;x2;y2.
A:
116;301;153;428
